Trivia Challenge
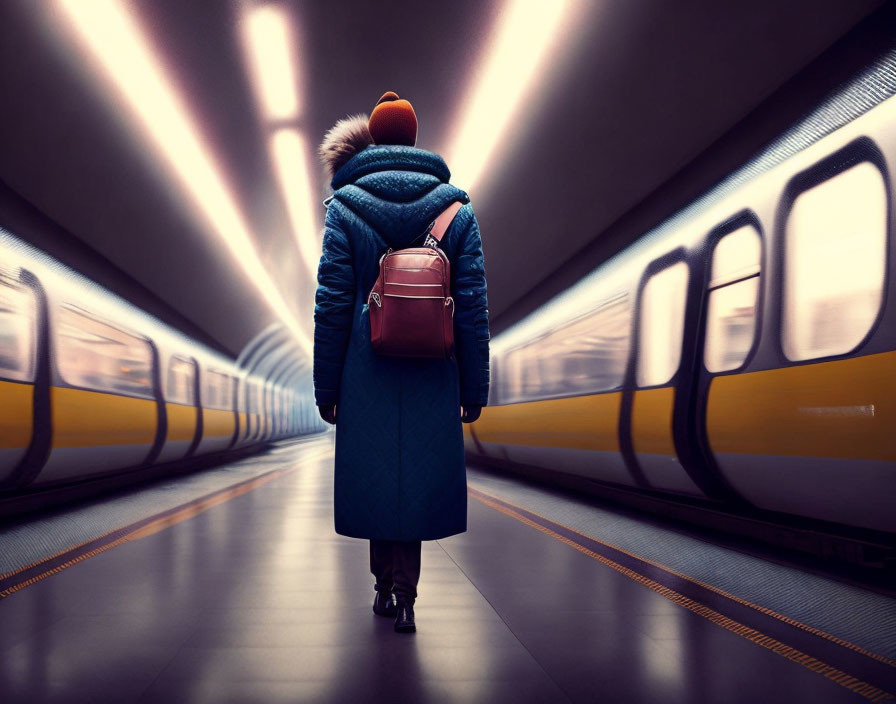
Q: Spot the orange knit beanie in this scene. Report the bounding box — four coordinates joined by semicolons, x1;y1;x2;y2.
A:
368;91;417;147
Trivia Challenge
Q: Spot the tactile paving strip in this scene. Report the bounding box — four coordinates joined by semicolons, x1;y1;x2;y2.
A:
0;436;333;578
466;465;896;663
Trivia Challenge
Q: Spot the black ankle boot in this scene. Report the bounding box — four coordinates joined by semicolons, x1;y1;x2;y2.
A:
372;586;396;617
394;597;416;633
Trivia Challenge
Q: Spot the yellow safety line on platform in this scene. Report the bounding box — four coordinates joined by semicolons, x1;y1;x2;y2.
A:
469;487;895;703
0;444;333;598
468;484;896;670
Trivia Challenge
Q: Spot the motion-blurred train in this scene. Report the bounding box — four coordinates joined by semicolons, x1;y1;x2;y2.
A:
0;232;320;495
466;93;896;549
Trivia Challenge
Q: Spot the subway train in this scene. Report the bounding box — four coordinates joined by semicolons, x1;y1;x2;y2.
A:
0;231;320;495
466;93;896;546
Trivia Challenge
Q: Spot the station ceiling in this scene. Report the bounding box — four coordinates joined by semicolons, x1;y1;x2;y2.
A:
0;0;881;357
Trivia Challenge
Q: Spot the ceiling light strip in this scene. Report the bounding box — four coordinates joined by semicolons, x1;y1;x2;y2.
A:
242;4;301;121
446;0;580;194
240;4;320;279
270;129;321;278
55;0;311;356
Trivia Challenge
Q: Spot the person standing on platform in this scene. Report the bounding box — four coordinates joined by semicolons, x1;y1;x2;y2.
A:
313;92;490;633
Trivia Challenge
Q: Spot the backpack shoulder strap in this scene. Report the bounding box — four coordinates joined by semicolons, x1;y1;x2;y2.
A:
430;201;464;243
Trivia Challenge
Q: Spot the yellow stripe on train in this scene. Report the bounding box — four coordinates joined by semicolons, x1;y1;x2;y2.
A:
473;392;621;452
203;408;236;438
707;350;896;462
470;349;895;464
631;386;676;456
51;386;156;447
0;379;33;450
166;402;197;443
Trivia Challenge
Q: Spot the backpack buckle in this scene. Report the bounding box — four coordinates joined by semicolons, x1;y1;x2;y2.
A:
370;291;381;308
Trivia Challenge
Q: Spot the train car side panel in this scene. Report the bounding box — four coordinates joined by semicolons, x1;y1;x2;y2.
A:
706;351;896;531
471;393;635;486
196;408;236;455
35;387;156;483
0;380;33;480
157;402;198;463
630;386;703;495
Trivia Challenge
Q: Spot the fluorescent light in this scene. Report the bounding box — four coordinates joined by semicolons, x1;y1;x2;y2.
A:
240;3;320;278
240;4;300;121
446;0;580;194
55;0;311;356
270;129;320;277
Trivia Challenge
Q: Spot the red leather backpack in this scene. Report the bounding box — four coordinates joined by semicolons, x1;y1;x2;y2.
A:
368;202;463;358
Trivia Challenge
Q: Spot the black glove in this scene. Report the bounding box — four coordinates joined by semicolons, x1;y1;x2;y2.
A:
460;405;482;424
318;403;337;425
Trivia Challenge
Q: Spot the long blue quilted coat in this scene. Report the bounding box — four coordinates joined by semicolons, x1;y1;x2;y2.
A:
313;145;490;541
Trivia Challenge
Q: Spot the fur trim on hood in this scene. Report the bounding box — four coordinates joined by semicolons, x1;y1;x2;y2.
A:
319;114;374;180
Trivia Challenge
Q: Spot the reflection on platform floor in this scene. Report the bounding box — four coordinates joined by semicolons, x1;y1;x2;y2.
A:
0;437;892;703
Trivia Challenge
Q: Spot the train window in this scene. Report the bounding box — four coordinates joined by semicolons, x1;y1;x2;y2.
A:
704;226;761;372
783;162;887;361
637;262;688;387
203;369;233;411
0;275;37;382
166;355;195;405
501;348;523;403
501;293;630;404
57;307;154;398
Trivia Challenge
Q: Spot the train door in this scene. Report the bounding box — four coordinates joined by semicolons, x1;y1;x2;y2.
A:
622;245;742;500
694;216;764;505
157;354;199;463
622;250;703;496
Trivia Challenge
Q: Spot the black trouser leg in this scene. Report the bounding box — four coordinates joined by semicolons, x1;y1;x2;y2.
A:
369;539;421;600
391;540;421;601
369;539;393;595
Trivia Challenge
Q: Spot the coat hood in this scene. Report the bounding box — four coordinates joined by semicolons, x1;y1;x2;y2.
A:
327;144;469;247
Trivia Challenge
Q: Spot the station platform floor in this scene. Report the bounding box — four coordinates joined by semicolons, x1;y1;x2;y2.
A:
1;435;894;703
